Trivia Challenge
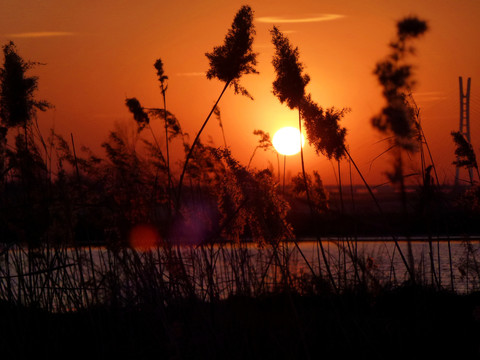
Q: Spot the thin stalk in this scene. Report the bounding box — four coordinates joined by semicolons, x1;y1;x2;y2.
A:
420;127;440;186
436;238;442;287
419;131;438;287
466;242;470;292
176;80;231;209
348;159;360;286
446;237;455;291
397;152;415;282
217;107;228;148
161;87;172;218
418;123;455;288
5;248;13;303
298;109;337;292
70;133;81;182
344;147;414;280
338;160;344;214
148;125;165;162
277;152;280;183
87;245;99;304
247;148;258;168
427;236;439;288
337;160;348;287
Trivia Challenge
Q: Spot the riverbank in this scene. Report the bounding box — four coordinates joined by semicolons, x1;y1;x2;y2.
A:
2;285;479;359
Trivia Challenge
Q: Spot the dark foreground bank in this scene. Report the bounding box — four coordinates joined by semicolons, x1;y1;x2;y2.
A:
2;285;479;360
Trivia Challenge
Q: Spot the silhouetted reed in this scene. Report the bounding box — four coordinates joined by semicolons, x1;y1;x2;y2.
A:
1;12;480;360
271;26;339;291
372;16;429;282
176;5;258;208
452;131;480;184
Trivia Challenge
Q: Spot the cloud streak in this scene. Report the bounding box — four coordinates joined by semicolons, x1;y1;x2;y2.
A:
256;14;345;24
413;91;447;102
4;31;76;38
176;72;205;77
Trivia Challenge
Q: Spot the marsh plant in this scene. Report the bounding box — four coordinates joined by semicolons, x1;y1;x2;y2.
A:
271;25;353;290
452;130;480;184
177;5;258;206
372;16;428;196
0;42;53;248
372;16;429;281
1;11;480;360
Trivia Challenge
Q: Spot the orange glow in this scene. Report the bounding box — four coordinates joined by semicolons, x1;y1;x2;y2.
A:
272;127;305;155
2;1;480;185
129;224;159;251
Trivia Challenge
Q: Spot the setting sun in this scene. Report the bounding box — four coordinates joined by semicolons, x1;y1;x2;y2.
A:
2;2;480;357
272;126;305;156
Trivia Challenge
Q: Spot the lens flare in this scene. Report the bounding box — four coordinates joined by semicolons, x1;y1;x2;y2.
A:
129;224;159;250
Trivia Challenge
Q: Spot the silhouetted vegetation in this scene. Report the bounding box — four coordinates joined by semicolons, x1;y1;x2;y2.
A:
1;9;480;360
206;5;258;99
271;26;309;110
301;94;348;161
452;130;479;180
177;5;258;207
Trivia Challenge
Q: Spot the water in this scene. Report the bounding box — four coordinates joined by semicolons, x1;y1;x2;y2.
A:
1;238;479;311
292;238;480;293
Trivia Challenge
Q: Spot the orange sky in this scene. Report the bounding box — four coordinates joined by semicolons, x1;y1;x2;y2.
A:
1;0;480;186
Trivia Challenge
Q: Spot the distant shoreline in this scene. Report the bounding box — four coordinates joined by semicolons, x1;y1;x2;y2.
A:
299;235;480;242
4;235;478;248
65;235;480;247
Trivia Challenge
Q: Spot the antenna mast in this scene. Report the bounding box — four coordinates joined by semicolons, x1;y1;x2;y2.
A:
455;76;473;185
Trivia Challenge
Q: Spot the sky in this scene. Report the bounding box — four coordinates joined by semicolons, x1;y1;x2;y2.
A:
1;0;480;186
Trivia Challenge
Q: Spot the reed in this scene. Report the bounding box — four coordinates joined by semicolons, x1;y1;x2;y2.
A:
1;10;480;359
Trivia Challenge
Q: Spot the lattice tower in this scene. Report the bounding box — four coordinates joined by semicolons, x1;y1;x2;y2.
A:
455;76;473;185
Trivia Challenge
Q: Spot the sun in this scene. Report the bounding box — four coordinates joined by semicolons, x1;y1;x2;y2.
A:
272;127;305;156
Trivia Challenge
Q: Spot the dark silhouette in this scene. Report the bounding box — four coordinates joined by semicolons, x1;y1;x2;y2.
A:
271;26;310;109
372;16;428;281
301;94;347;161
0;42;50;129
372;17;428;149
125;62;183;234
452;130;479;183
205;5;258;99
125;97;150;132
292;171;329;214
176;5;258;207
270;26;338;291
214;105;228;148
0;42;52;246
2;11;480;360
153;58;173;214
248;129;273;168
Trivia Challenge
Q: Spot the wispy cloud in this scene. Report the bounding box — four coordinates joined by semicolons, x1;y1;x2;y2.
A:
413;91;447;102
176;72;204;77
257;14;345;24
4;31;76;38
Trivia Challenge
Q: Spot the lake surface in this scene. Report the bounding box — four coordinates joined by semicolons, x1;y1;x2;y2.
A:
1;238;479;311
293;238;480;292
